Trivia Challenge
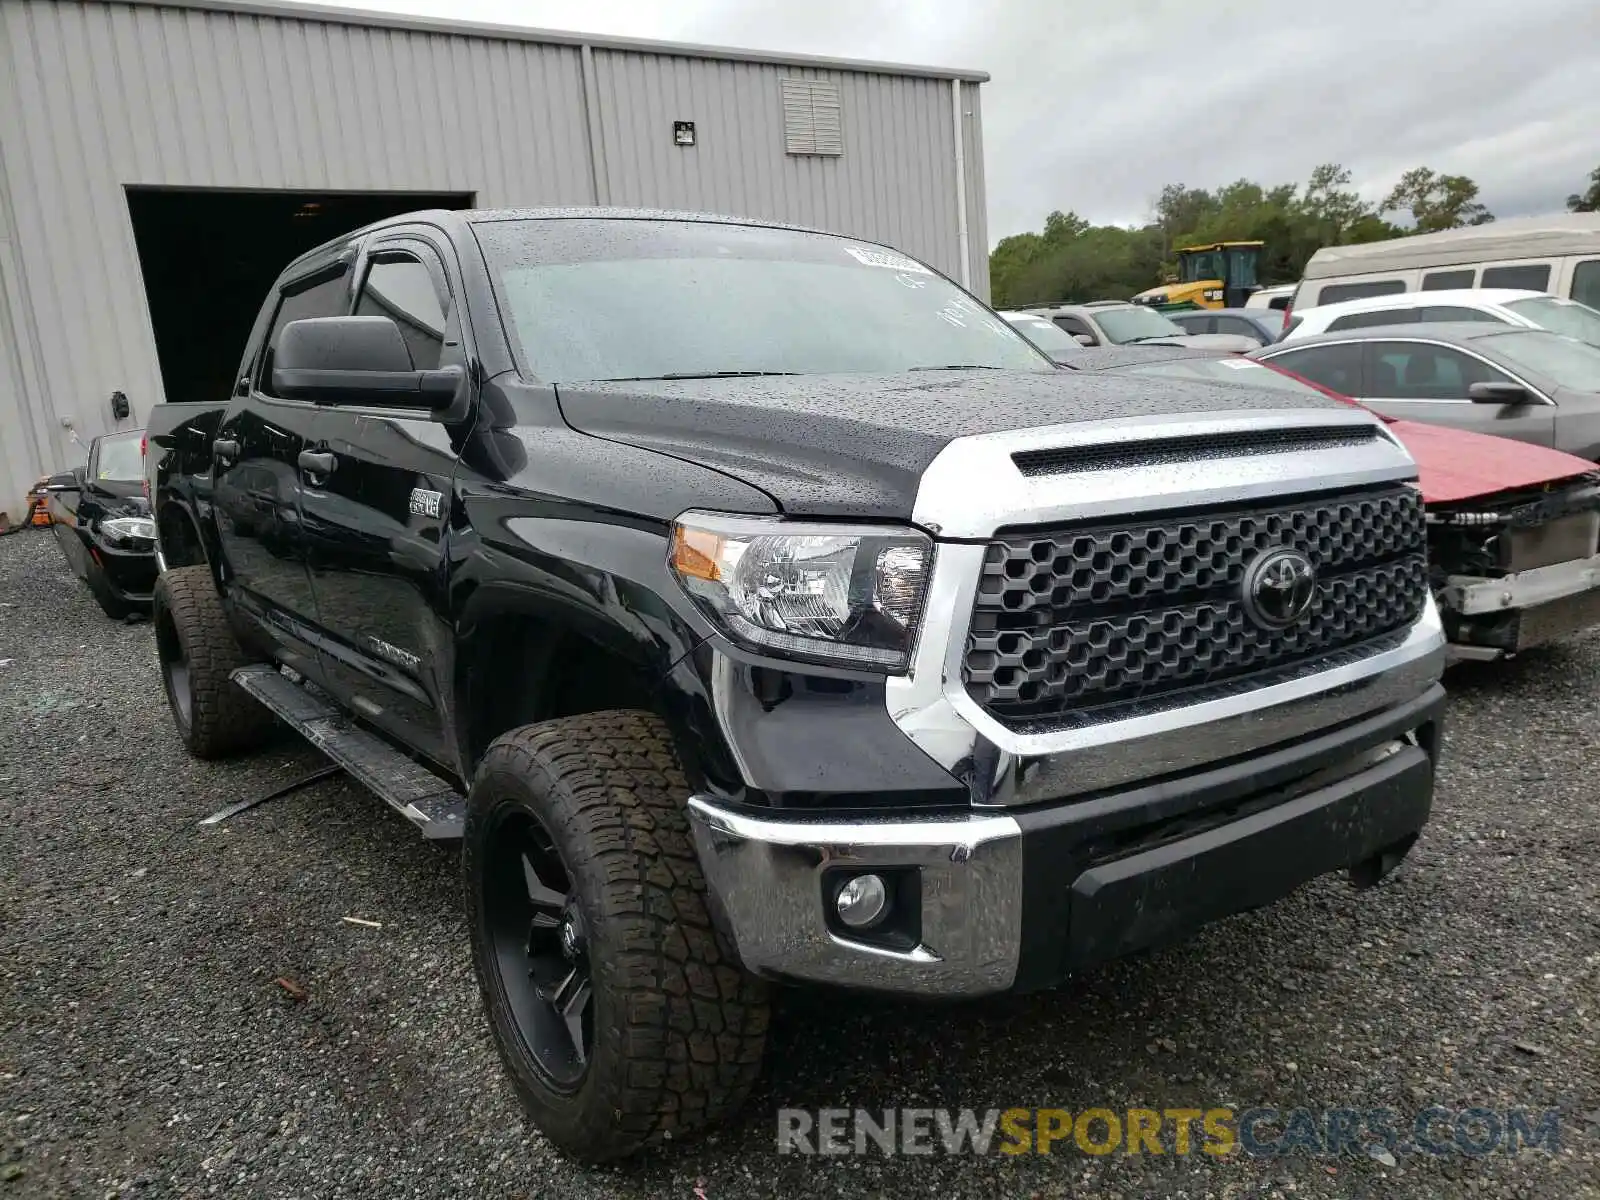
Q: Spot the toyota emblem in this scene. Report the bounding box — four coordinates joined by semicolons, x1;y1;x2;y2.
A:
1242;547;1317;630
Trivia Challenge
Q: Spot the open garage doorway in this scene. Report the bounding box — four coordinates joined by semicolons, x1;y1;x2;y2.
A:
126;187;473;407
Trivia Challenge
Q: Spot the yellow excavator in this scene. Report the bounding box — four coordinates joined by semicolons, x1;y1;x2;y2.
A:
1131;241;1264;312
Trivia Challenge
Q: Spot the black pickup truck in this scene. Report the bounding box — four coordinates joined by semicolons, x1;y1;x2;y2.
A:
145;208;1447;1161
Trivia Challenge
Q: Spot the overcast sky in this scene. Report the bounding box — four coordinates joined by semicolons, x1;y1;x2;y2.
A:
287;0;1599;242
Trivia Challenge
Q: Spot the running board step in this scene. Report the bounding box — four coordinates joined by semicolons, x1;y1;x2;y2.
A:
231;665;465;840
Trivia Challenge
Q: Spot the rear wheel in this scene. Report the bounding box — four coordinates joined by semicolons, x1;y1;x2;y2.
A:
464;710;768;1161
152;565;275;758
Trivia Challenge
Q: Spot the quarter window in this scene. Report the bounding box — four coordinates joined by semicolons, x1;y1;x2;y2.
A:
1480;264;1551;292
1363;342;1507;400
1264;343;1363;396
356;253;451;370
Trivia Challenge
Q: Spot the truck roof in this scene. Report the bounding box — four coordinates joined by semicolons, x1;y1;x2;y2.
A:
280;206;841;276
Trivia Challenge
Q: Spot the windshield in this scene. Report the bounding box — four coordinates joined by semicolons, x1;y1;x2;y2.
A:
476;219;1051;382
1483;329;1600;391
1504;297;1600;346
1179;250;1224;284
1094;307;1187;344
1003;315;1080;355
96;432;144;481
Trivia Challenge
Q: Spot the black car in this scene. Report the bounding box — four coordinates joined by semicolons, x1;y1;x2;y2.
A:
44;429;157;618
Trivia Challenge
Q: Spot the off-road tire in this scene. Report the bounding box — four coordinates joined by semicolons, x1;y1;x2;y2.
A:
464;710;769;1162
152;565;275;759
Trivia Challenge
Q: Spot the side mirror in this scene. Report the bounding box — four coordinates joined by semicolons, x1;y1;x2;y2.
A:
271;316;463;409
1072;333;1096;347
1468;381;1530;405
43;468;81;493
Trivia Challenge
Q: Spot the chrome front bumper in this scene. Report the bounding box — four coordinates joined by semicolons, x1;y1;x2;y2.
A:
686;800;1023;996
687;662;1445;998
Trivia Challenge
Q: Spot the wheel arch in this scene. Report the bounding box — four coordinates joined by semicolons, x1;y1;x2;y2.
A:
452;579;709;777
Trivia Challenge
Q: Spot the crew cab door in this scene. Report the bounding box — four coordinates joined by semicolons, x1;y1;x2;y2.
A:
301;235;466;767
212;258;353;675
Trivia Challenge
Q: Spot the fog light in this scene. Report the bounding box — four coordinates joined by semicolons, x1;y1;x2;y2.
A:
835;874;888;929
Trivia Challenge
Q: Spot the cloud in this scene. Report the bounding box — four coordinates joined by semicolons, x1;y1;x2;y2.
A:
281;0;1600;240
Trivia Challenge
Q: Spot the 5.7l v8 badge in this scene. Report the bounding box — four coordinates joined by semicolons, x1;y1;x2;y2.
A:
409;488;443;519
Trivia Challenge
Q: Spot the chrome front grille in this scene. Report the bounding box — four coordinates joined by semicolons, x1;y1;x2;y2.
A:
963;484;1428;727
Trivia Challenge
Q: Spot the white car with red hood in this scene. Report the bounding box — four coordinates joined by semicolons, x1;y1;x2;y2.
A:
1064;346;1600;660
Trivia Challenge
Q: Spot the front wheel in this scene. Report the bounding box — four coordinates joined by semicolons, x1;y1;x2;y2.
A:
463;711;769;1161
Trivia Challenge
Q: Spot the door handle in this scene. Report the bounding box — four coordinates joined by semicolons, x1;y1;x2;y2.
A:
212;438;239;461
298;450;337;476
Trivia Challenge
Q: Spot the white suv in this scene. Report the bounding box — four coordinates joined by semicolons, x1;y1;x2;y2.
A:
1282;288;1600;347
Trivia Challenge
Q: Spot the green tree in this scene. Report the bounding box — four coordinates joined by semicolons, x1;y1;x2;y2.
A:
1568;165;1600;213
1380;167;1494;232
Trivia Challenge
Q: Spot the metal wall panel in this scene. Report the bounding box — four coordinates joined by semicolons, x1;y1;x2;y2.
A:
0;0;988;512
591;49;967;283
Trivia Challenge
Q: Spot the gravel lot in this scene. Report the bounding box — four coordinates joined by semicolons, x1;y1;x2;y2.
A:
2;528;1597;1199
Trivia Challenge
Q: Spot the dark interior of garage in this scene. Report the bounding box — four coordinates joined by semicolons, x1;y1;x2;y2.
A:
126;188;473;407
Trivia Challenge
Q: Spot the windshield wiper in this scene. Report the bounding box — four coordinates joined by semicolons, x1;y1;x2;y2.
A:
594;370;801;382
907;364;1002;371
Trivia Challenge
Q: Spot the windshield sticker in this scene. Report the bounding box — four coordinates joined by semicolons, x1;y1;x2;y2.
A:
845;246;932;274
1219;359;1261;369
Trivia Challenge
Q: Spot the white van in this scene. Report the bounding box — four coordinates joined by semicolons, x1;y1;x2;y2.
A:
1294;213;1600;312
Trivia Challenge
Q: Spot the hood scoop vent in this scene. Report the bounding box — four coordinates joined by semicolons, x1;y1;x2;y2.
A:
1012;424;1380;478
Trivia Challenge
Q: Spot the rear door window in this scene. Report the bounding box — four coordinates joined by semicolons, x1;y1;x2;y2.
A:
1480;263;1552;292
1216;315;1267;341
1421;269;1475;290
1263;343;1364;396
1362;341;1508;400
1327;309;1419;331
1171;314;1214;334
1570;260;1600;308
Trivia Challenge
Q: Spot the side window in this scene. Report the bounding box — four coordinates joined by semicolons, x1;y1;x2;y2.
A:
1266;343;1363;396
1418;305;1506;324
1173;314;1213;334
1421;269;1475;291
1481;263;1551;292
1363;342;1506;401
1318;279;1407;305
1218;316;1265;342
258;268;351;397
1328;309;1418;332
1052;315;1096;343
1570;260;1600;309
355;251;452;371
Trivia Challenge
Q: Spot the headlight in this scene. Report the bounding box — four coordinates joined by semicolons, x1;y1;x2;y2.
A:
99;515;156;544
669;511;932;671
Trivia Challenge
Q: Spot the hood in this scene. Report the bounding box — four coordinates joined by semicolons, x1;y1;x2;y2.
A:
1148;333;1258;353
1388;419;1595;504
556;370;1348;520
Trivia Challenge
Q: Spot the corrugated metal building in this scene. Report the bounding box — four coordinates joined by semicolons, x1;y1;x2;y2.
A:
0;0;989;513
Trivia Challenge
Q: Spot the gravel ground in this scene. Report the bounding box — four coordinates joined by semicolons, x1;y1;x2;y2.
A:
2;528;1597;1199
